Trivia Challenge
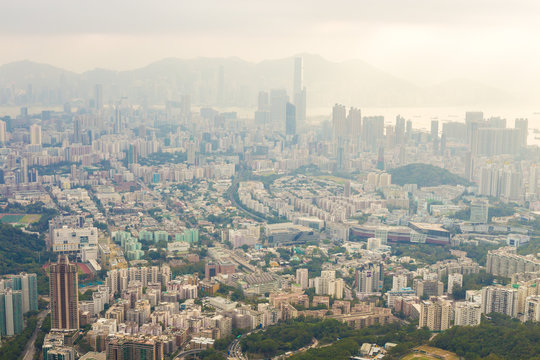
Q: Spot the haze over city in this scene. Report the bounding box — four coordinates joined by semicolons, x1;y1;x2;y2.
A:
2;2;540;360
2;0;540;104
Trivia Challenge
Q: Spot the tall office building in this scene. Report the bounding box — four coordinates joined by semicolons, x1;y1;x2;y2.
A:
270;89;288;132
285;103;296;136
0;120;6;144
481;285;518;318
293;57;306;130
296;268;309;289
30;124;42;145
95;84;103;110
0;288;24;336
50;255;79;330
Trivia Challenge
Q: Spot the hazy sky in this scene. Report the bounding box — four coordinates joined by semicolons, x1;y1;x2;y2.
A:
1;0;540;89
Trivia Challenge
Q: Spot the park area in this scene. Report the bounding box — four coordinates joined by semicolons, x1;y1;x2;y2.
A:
402;345;460;360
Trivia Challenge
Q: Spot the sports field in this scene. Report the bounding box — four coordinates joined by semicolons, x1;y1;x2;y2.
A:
402;345;459;360
0;213;41;224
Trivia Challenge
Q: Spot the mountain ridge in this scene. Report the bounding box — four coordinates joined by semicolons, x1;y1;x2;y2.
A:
0;55;513;108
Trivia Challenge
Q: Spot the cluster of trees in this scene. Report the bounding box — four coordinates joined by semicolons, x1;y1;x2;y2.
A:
392;243;455;265
138;151;187;166
431;313;540;359
215;283;245;302
240;318;353;358
0;314;38;360
0;223;50;294
388;163;470;187
171;260;206;279
456;243;500;266
289;322;431;360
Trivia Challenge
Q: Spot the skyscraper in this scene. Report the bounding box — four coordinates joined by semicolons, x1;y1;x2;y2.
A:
285;103;296;136
293;57;306;130
270;89;288;132
30;124;42;145
50;255;79;330
0;120;6;144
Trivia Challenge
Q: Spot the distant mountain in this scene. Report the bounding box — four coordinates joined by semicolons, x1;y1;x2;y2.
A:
0;55;513;108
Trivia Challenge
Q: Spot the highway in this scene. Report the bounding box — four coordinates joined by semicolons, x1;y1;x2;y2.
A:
227;337;246;360
173;348;204;359
22;310;49;360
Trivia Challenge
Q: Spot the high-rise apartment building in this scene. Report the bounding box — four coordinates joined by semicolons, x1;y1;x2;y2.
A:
285;103;296;136
296;268;308;290
486;247;540;278
515;118;528;147
0;120;6;144
356;263;384;294
30;123;42;145
524;296;540;322
481;285;518;318
0;288;24;336
4;273;38;313
454;302;481;326
362;116;384;152
50;255;79;330
447;273;463;294
392;274;408;292
419;298;451;331
332;104;347;143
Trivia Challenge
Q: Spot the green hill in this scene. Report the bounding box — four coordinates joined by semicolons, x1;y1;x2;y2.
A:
0;224;48;294
388;163;469;187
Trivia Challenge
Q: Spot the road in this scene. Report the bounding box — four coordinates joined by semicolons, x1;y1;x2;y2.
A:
22;310;49;360
228;337;246;360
